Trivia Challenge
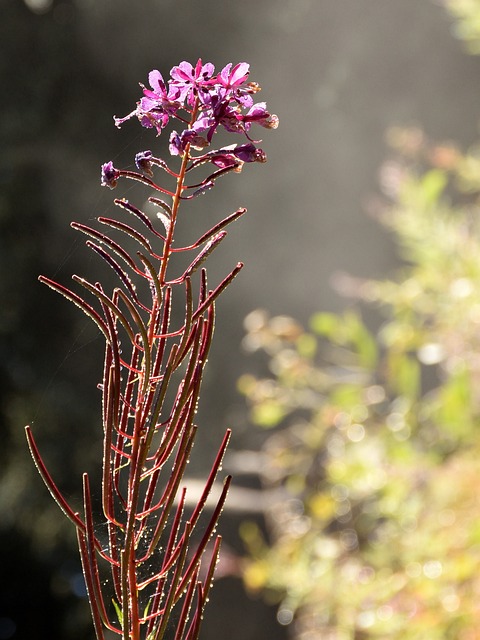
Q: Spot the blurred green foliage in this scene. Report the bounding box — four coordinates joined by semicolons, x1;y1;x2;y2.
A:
239;128;480;639
445;0;480;53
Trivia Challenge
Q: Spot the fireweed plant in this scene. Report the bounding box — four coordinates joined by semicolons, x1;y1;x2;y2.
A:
25;60;277;640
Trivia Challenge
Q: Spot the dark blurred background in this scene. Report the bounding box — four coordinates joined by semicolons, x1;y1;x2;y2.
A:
1;0;480;638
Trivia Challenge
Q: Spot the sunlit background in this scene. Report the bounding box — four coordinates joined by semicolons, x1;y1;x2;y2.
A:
2;1;480;638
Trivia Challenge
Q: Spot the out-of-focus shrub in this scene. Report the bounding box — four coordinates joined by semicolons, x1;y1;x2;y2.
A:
239;129;480;639
445;0;480;53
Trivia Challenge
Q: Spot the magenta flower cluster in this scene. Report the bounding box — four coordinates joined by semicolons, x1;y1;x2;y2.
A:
101;60;278;193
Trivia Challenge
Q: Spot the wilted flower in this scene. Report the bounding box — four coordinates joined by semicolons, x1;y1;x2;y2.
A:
243;103;279;130
135;150;154;176
101;161;120;189
169;129;208;156
208;143;267;168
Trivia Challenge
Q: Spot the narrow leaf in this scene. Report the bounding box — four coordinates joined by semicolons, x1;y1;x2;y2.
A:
25;426;86;532
98;216;157;256
114;198;166;240
192;263;244;322
172;207;246;253
38;276;109;340
72;276;135;344
71;221;139;273
85;241;145;311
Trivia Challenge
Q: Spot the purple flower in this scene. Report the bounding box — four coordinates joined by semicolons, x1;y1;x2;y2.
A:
140;70;181;112
143;70;171;101
169;129;208;157
208;152;241;170
191;114;215;133
232;143;267;163
135;150;154;176
114;69;181;134
207;143;266;168
242;103;279;130
101;161;120;189
200;96;243;142
199;96;278;144
114;109;138;129
217;63;250;93
169;131;182;157
138;110;170;134
170;59;216;106
215;62;256;108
